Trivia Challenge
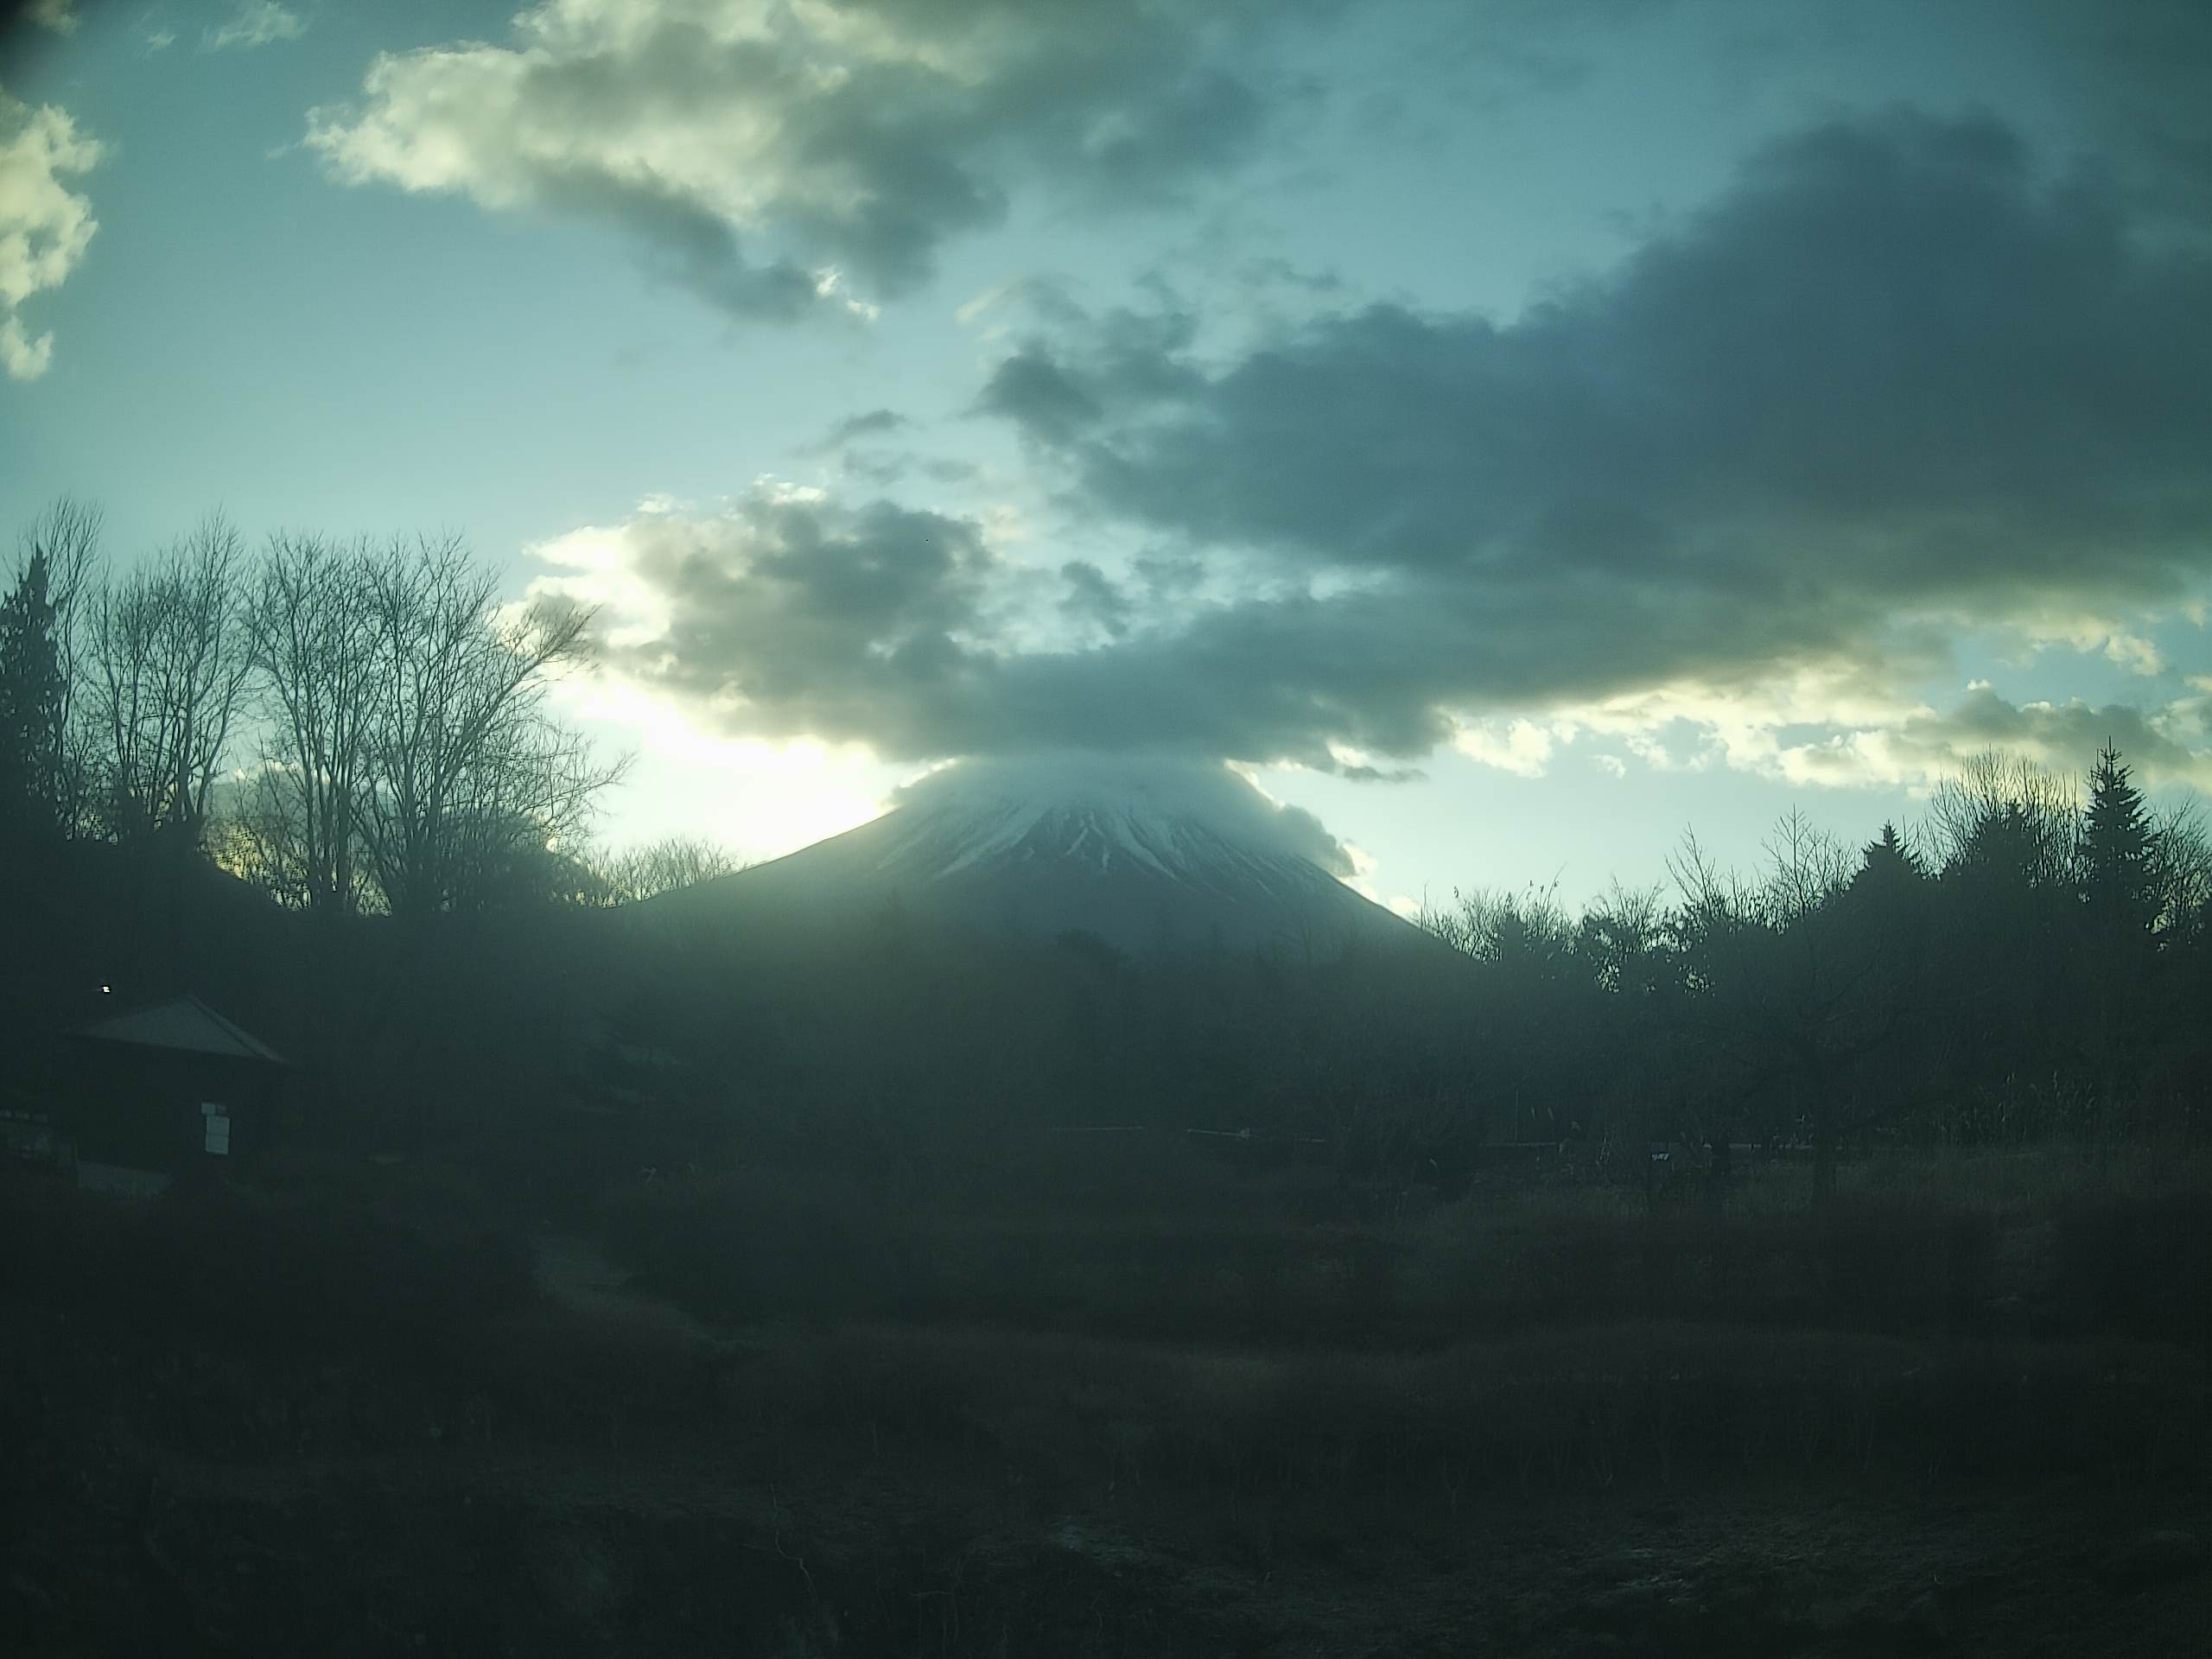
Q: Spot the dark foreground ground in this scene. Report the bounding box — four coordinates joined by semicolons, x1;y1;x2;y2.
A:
9;1426;2209;1656
7;1418;2207;1656
3;1148;2207;1656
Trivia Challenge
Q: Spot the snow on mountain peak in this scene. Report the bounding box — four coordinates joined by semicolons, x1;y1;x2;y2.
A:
884;757;1356;882
653;753;1415;955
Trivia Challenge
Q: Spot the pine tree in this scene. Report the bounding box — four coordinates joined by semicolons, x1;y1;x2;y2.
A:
2077;742;2158;1145
0;550;68;835
2081;741;2156;936
1853;821;1925;892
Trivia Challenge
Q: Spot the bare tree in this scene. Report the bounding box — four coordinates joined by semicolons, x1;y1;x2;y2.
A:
353;535;627;914
85;512;252;842
1925;749;2078;885
2151;796;2211;945
594;835;748;905
1416;880;1573;965
1758;808;1853;925
1574;879;1668;995
241;532;379;912
206;769;320;907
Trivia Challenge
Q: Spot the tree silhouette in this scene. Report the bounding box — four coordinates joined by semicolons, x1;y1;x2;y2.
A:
2080;741;2156;936
2;497;100;836
350;536;627;916
241;533;380;915
2078;741;2158;1139
592;835;749;905
1853;822;1924;896
0;550;67;836
85;512;254;843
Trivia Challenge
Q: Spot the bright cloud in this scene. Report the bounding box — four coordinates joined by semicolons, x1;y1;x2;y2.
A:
205;3;305;53
305;0;1331;323
0;91;102;382
1453;719;1557;779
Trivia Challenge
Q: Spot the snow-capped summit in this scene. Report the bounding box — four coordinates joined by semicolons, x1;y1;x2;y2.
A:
655;758;1421;954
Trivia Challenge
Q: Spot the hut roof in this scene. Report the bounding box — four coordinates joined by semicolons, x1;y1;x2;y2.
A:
72;995;289;1066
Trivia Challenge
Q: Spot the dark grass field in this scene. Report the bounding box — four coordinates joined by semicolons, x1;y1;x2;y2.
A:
3;1147;2206;1655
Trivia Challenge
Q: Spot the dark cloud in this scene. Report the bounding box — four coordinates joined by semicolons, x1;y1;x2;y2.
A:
1058;561;1131;639
308;0;1343;320
1232;256;1345;297
810;409;910;452
981;112;2212;715
1133;554;1206;598
1429;0;2212;219
797;410;974;491
544;493;996;750
976;354;1103;446
538;487;1479;770
540;112;2212;781
548;486;1820;771
1339;764;1428;784
837;450;912;488
542;168;823;322
1927;689;2209;786
1785;685;2212;792
2017;0;2212;221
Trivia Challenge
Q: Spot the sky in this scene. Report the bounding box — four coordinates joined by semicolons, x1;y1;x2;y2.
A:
2;0;2208;912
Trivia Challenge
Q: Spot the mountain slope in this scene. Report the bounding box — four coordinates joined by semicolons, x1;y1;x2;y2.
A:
651;764;1423;955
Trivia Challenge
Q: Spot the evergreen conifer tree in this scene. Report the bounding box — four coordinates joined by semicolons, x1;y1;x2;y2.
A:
2081;741;2156;935
1854;821;1925;891
0;551;67;834
2077;742;2159;1143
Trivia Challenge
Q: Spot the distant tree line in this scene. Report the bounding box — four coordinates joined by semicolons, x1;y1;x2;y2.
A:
1414;749;2210;1187
0;497;738;912
560;746;2208;1195
5;498;2205;1183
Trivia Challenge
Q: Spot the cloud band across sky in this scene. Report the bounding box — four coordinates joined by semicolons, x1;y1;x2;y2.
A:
530;112;2212;788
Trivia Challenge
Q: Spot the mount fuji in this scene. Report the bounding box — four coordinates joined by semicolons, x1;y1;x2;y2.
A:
651;759;1424;955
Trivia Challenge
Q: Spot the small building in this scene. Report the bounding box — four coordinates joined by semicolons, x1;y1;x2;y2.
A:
61;995;290;1192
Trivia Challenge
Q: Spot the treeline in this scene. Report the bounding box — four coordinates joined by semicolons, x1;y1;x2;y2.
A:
562;745;2210;1198
0;498;738;912
5;499;2207;1185
1413;752;2211;1186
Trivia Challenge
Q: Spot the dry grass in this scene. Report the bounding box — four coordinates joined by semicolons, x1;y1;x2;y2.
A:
5;1141;2203;1505
721;1318;2205;1503
591;1150;2211;1344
